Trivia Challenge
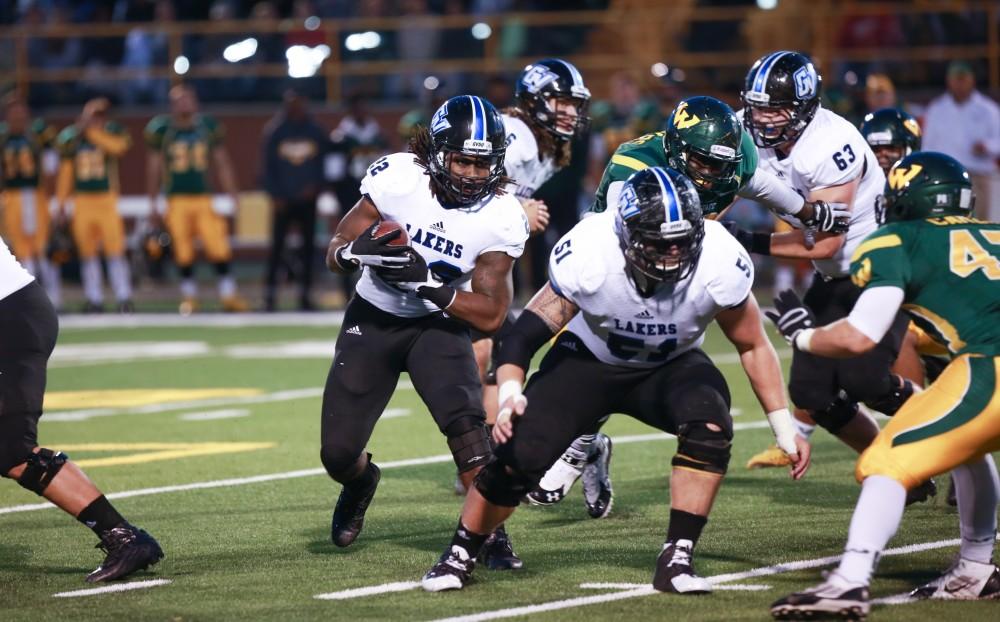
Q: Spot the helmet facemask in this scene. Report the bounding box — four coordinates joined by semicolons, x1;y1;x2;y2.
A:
430;147;505;207
742;96;814;149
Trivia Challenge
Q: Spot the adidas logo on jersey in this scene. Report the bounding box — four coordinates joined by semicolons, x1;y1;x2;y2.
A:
635;309;654;319
346;325;362;336
429;221;446;234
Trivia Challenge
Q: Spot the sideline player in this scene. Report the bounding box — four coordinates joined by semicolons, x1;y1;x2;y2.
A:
0;234;163;582
321;95;528;549
145;85;248;314
55;98;134;313
421;167;809;593
769;152;1000;619
728;53;932;506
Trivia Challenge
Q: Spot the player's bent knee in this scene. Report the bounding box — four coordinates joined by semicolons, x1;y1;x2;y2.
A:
811;397;858;434
13;448;68;495
473;461;529;507
446;417;493;473
672;422;732;475
862;375;915;416
319;444;365;482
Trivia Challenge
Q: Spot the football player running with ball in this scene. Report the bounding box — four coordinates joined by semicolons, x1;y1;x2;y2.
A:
530;94;844;517
321;96;528;550
421;166;810;593
770;152;1000;619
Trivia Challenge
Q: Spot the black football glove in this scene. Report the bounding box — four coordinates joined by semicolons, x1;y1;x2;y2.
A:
336;223;411;270
800;200;850;233
377;250;455;308
723;221;771;255
377;249;428;284
764;289;816;346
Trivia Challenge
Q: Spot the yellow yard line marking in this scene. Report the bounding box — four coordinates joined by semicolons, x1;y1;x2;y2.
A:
57;442;275;468
45;388;262;410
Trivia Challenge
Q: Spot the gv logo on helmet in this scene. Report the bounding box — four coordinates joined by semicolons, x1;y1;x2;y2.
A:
888;164;923;190
431;107;451;134
793;65;817;99
521;65;559;94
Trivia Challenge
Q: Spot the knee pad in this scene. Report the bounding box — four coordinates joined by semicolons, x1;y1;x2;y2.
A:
446;417;493;473
811;393;859;434
16;448;68;495
864;375;916;416
320;445;366;482
473;460;529;507
672;422;732;475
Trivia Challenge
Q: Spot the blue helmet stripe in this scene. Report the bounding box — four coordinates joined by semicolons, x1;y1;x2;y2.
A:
468;95;487;141
752;51;789;94
650;167;680;224
554;58;583;88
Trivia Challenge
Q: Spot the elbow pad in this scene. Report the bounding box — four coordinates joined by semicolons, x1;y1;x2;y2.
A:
497;310;555;371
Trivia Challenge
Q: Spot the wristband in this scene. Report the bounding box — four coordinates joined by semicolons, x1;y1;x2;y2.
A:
766;408;798;455
498;380;523;407
793;328;815;353
417;284;456;309
748;231;772;255
333;245;360;273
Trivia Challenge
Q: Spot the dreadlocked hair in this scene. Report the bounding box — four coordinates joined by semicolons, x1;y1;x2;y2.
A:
407;125;513;202
503;106;572;168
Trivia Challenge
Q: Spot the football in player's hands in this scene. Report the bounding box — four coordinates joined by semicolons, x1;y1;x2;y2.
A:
338;221;411;269
764;289;816;345
370;220;410;246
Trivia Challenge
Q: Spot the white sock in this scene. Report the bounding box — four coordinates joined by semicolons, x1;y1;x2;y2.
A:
23;256;38;276
836;475;907;585
793;418;816;440
180;278;197;299
81;257;104;304
218;276;236;298
39;259;61;308
107;255;132;302
955;455;1000;564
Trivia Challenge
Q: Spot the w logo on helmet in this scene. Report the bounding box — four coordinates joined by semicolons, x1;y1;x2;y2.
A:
521;65;559;94
672;101;702;130
888;164;923;190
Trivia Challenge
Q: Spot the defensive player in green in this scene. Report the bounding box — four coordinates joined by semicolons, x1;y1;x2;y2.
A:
55;98;133;313
767;152;1000;619
145;84;248;314
530;96;849;512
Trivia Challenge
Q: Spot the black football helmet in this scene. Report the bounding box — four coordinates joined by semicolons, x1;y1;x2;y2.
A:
427;95;507;207
515;58;591;140
615;167;705;297
741;51;822;148
880;151;974;224
860;107;922;175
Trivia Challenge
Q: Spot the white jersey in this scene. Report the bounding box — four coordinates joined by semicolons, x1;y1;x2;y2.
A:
501;113;560;199
743;107;886;277
355;153;529;318
549;212;754;368
0;236;34;301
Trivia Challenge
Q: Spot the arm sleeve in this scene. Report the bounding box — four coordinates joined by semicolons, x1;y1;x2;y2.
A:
846;286;905;344
738;166;804;217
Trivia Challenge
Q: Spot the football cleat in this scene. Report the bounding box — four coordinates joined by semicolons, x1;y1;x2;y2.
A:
770;574;870;620
582;434;614;518
652;539;712;594
330;463;381;548
905;478;937;506
910;558;1000;600
178;297;198;316
525;450;586;506
422;545;475;592
117;299;135;314
478;525;522;570
86;523;164;583
221;295;250;313
746;444;793;469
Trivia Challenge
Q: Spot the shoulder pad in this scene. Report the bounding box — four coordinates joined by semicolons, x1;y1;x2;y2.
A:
703;220;754;308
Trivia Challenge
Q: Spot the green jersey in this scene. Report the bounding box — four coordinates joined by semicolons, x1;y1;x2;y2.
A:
0;119;55;189
850;216;1000;357
57;122;129;193
592;129;758;216
144;114;223;195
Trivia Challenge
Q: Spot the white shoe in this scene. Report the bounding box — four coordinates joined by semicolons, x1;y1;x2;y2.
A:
525;451;585;506
910;557;1000;600
771;572;869;620
652;539;712;594
422;546;475;592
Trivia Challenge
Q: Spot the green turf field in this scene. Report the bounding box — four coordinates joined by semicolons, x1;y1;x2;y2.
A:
0;316;995;621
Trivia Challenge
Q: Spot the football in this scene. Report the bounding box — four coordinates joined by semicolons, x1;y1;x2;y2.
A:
372;219;410;246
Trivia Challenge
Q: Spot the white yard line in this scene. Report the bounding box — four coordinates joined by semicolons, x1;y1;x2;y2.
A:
314;581;422;600
179;409;251;421
0;420;770;516
52;579;172;598
423;538;971;622
58;312;347;329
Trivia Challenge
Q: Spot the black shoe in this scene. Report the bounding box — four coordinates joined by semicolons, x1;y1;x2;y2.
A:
582;434;614;519
331;462;381;547
479;526;523;570
422;546;475;592
947;474;958;506
770;575;870;620
85;523;164;583
906;478;937;506
82;301;105;314
652;539;711;594
117;300;135;314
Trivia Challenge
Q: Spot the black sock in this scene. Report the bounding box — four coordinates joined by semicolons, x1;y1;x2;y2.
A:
345;460;378;492
77;495;126;536
451;520;489;558
666;509;708;547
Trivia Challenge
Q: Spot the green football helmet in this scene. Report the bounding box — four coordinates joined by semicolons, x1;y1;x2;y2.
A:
880;151;975;224
663;96;743;210
860;108;922;174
